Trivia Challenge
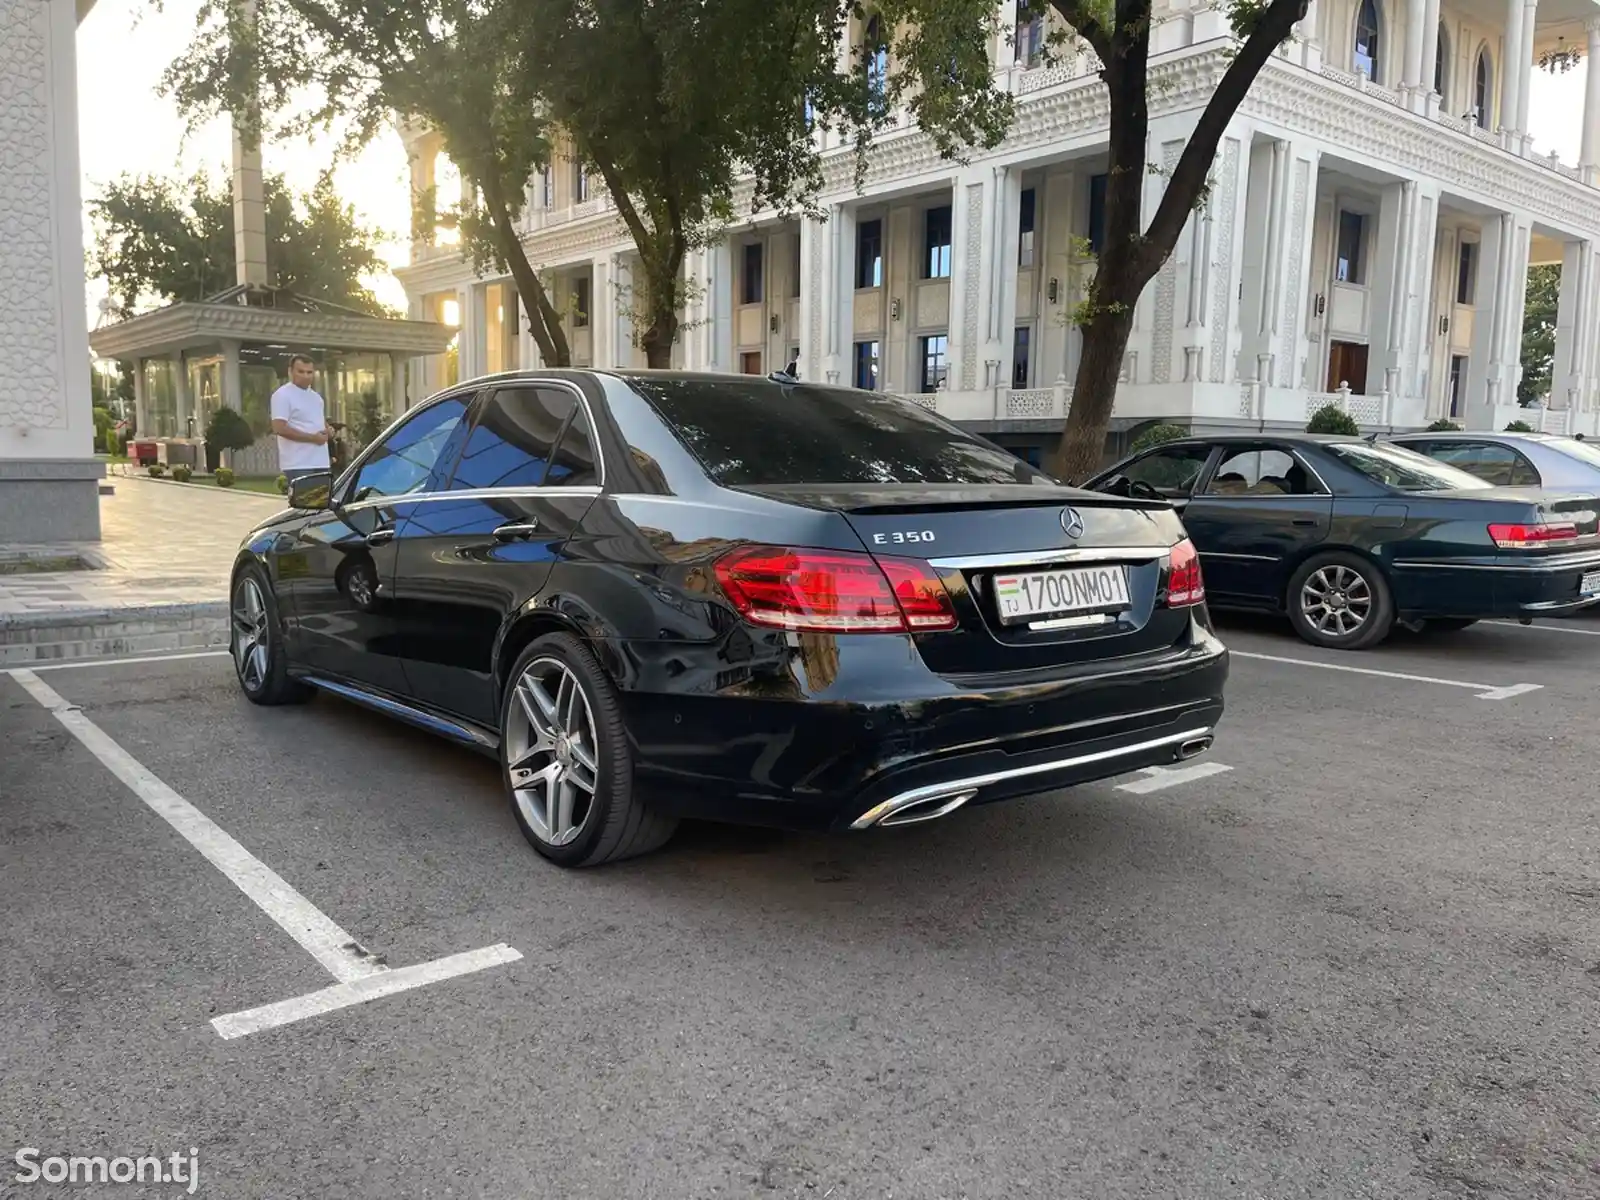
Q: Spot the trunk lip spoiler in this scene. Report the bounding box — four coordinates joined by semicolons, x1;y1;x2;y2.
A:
928;545;1170;572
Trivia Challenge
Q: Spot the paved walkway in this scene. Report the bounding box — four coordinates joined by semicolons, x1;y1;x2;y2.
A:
0;477;282;617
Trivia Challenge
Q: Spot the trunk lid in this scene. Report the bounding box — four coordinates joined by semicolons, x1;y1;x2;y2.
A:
1425;486;1600;552
739;483;1194;675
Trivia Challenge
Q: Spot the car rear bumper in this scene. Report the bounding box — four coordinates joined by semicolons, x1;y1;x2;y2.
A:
1392;550;1600;618
613;623;1229;832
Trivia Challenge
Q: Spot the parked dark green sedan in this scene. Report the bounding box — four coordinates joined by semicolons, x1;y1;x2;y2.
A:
1087;434;1600;650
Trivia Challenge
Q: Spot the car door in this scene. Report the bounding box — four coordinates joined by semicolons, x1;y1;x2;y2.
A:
284;393;474;694
1092;442;1219;513
390;382;604;727
1178;445;1334;606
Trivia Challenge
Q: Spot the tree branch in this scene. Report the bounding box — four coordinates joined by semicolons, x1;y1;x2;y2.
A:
1138;0;1304;277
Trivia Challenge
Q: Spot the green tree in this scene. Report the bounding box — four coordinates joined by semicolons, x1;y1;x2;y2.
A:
1306;404;1359;436
91;168;392;316
1518;263;1560;406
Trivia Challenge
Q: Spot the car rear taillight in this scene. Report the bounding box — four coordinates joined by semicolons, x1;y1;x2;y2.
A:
1165;538;1205;608
714;546;958;634
1488;522;1580;549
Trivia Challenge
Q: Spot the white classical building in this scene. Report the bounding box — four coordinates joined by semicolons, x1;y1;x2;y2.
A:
397;0;1600;463
0;0;99;543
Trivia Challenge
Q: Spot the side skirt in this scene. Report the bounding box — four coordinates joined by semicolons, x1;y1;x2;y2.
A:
295;673;500;756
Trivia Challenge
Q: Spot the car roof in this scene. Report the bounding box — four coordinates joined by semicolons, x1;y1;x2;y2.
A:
1135;433;1365;448
1389;430;1559;441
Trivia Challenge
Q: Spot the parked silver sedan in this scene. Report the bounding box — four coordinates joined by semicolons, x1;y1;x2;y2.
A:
1388;431;1600;490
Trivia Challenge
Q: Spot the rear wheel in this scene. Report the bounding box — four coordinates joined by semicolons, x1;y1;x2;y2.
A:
1286;552;1394;651
500;633;677;867
231;565;310;705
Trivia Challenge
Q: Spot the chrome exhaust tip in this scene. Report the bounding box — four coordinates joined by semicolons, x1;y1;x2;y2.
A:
852;788;978;830
1175;735;1213;762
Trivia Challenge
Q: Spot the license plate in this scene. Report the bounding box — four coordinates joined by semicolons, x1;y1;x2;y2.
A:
993;565;1131;624
1582;571;1600;597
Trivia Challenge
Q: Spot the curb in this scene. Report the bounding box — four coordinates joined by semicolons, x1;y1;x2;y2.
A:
0;601;230;666
116;475;286;503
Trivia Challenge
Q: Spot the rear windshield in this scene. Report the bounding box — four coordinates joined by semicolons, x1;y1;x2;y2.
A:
624;378;1050;487
1327;442;1491;491
1548;437;1600;470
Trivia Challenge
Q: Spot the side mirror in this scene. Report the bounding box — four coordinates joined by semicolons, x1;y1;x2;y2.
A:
287;471;333;511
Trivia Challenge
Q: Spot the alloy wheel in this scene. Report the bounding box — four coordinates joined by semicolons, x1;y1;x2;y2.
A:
1300;564;1373;638
231;577;271;691
505;658;599;847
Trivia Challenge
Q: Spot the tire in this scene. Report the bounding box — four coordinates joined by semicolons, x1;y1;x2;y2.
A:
500;633;677;867
1286;552;1395;651
230;564;311;705
1426;618;1478;632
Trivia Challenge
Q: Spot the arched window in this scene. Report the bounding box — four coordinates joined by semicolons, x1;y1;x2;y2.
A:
864;15;889;105
1434;24;1449;98
1474;48;1493;129
1015;1;1044;68
1354;0;1381;82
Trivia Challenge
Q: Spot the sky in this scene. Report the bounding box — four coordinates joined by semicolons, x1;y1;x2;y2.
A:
74;0;1592;327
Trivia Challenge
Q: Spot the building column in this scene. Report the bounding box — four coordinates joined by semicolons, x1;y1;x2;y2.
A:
707;240;734;372
589;257;613;369
827;205;857;386
1298;0;1323;70
992;166;1024;394
1402;0;1428;99
1582;19;1600;179
459;284;485;378
1367;180;1415;398
1553;240;1590;411
388;353;409;414
612;253;636;369
1419;0;1442;110
951;169;996;393
132;358;149;437
1515;0;1538;146
1468;212;1528;420
174;353;193;438
1499;0;1526;139
799;216;826;383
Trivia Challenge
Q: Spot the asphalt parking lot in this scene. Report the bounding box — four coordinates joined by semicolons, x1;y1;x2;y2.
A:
3;615;1599;1199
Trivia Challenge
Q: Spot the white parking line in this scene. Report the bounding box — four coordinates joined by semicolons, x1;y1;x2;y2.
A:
1115;761;1234;794
1486;620;1600;637
10;669;521;1039
1229;650;1542;701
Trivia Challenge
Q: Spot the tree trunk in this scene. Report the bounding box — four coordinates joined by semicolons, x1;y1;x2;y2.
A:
1049;298;1137;484
636;248;685;370
481;174;570;367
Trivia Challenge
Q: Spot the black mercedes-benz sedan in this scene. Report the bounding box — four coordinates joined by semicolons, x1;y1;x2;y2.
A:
229;371;1227;866
1088;433;1600;650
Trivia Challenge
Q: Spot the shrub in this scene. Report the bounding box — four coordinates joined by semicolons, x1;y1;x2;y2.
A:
1504;420;1534;432
147;462;167;478
170;464;193;483
1426;418;1460;432
215;467;236;488
1307;404;1360;436
1129;423;1188;455
275;474;289;494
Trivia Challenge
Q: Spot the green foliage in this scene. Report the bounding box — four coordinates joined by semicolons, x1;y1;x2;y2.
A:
91;169;391;316
1426;418;1461;432
204;405;256;454
92;406;116;454
1307;404;1360;436
275;474;289;495
1130;423;1188;454
353;391;385;450
1504;420;1535;432
216;467;237;487
171;464;194;483
147;462;168;478
1519;264;1559;406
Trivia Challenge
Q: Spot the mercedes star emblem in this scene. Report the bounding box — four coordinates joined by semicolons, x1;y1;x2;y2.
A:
1060;507;1085;539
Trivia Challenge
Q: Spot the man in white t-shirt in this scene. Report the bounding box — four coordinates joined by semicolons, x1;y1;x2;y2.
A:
270;354;331;481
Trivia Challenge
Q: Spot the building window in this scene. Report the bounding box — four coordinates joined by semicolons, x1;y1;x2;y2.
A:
1448;354;1467;417
853;340;880;390
540;166;553;209
1087;173;1108;254
1018;188;1036;267
1474;49;1493;129
1434;24;1448;98
856;219;883;289
1336;211;1365;284
740;351;763;375
1012;327;1031;389
1353;0;1381;83
790;236;802;298
741;242;763;305
924;205;952;279
863;15;889;114
573;276;591;329
574;164;590;203
1014;2;1044;67
919;334;949;392
1456;241;1477;305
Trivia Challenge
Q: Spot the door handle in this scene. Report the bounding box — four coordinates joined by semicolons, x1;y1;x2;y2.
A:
493;520;541;541
366;527;395;546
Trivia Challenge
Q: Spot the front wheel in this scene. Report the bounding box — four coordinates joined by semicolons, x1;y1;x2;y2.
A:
500;633;677;867
230;565;310;705
1286;552;1395;651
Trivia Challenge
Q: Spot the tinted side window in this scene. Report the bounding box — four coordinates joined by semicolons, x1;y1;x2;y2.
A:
448;387;575;491
625;378;1047;487
348;397;469;502
1115;446;1213;497
544;402;601;487
1203;448;1321;496
1429;442;1539;488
